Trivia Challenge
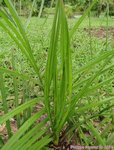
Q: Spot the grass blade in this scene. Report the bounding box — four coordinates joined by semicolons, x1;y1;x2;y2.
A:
0;73;12;138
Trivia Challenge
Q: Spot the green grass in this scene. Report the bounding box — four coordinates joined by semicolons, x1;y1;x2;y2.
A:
70;15;114;28
0;15;114;53
0;16;113;103
0;0;114;149
1;16;114;84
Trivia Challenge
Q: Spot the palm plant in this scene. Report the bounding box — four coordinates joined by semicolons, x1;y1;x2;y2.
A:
0;0;114;149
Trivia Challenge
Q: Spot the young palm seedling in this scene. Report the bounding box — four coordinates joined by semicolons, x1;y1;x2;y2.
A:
0;0;114;149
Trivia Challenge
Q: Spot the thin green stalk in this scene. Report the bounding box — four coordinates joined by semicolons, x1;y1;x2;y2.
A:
70;0;97;40
105;1;109;51
21;80;32;123
51;0;55;7
19;0;22;15
26;84;32;120
12;49;21;128
89;0;92;58
13;0;16;8
1;0;44;89
20;62;29;123
25;0;36;30
0;74;12;138
38;0;45;18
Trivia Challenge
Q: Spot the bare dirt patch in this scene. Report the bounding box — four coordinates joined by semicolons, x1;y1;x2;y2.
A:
84;27;114;42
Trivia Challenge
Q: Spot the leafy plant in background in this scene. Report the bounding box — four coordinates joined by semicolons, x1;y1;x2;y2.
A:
0;0;114;149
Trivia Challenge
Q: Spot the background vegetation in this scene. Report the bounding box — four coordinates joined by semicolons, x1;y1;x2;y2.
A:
0;0;114;149
0;0;114;17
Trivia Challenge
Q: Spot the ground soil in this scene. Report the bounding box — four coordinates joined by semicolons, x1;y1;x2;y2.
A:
84;27;114;42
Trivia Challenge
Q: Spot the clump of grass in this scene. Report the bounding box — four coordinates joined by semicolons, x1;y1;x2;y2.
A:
0;0;114;149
